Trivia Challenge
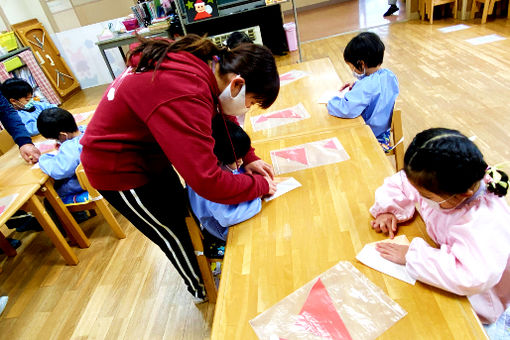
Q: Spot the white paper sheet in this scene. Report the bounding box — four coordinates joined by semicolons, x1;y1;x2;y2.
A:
317;88;349;104
0;193;19;217
465;34;506;45
250;103;310;132
264;177;302;202
279;70;309;86
31;151;58;169
356;235;416;285
438;24;470;33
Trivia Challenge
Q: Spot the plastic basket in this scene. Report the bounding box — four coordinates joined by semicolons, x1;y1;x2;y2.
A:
0;32;18;52
3;56;23;72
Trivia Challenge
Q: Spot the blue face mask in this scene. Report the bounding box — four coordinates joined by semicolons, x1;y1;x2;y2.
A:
352;69;366;80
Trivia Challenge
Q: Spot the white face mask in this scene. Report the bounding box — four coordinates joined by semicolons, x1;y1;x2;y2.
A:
352;68;366;80
218;77;249;117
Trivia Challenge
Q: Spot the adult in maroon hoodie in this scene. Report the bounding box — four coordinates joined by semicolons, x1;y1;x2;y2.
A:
80;35;279;301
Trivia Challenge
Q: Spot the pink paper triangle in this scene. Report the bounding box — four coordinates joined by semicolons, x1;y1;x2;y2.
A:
266;109;301;119
280;73;295;81
323;139;338;150
256;115;269;123
273;147;308;165
294;278;352;340
0;205;5;215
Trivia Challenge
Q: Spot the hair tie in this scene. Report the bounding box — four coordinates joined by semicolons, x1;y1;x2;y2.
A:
485;165;509;189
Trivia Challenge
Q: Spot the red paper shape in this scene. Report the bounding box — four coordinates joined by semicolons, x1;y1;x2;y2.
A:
323;139;338;150
0;205;5;215
36;142;57;154
73;112;90;123
256;109;301;123
280;72;296;81
294;278;352;340
273;147;308;165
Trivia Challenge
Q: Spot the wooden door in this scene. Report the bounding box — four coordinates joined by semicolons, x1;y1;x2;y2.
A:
12;19;80;100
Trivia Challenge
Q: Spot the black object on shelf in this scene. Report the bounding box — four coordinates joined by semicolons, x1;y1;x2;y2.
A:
183;4;288;55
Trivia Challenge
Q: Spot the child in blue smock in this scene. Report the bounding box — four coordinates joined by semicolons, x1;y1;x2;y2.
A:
0;78;56;136
37;107;89;205
187;115;262;243
327;32;399;151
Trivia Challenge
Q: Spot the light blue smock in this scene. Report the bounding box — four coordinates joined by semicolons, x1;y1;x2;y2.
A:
187;168;262;241
17;101;57;136
327;68;399;140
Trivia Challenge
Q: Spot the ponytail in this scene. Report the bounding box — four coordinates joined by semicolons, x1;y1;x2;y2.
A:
485;166;510;197
126;34;279;109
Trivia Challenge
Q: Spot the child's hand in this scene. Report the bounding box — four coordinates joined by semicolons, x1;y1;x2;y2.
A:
375;243;409;265
340;81;355;92
371;213;398;238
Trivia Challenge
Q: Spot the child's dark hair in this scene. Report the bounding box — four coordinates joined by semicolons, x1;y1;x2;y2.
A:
404;128;509;197
211;115;251;165
225;31;253;49
343;32;385;71
0;78;33;100
37;107;78;139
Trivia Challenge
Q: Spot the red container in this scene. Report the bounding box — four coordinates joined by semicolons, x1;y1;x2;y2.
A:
122;18;139;31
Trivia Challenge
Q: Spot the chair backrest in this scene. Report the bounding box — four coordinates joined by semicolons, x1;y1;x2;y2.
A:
0;128;15;155
75;163;101;199
390;109;405;171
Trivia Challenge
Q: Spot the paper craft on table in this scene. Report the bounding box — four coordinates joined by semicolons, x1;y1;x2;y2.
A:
279;70;308;86
34;140;58;154
250;103;310;132
250;261;407;340
270;137;350;175
72;110;94;124
317;88;349;104
438;24;470;33
465;34;506;45
264;177;301;202
356;235;416;285
0;194;19;218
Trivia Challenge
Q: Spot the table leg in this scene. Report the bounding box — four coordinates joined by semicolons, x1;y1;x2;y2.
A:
0;232;17;257
118;46;126;62
23;195;78;265
40;181;90;249
99;46;116;80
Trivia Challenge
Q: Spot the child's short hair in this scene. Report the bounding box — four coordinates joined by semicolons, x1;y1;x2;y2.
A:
37;107;78;139
343;32;385;70
404;128;509;197
0;78;33;100
225;31;253;50
212;115;251;165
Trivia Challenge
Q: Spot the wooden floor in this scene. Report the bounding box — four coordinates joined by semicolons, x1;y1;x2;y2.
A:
2;17;510;339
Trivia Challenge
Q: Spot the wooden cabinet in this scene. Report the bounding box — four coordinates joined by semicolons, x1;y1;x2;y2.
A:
12;19;80;101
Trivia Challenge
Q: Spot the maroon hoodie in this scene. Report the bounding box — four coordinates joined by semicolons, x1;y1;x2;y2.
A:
80;51;269;204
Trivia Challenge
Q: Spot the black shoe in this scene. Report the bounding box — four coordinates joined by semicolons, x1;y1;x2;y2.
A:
0;238;22;254
383;4;399;16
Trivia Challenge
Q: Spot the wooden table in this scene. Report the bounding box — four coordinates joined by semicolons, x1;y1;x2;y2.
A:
211;125;486;339
0;106;97;264
244;58;364;143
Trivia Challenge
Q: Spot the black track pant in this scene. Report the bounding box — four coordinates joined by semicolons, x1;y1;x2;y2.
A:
99;168;205;299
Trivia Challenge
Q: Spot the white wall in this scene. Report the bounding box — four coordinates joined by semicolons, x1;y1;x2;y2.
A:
1;0;55;34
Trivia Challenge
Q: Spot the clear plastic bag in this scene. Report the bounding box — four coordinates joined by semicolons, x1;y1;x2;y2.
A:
249;261;407;340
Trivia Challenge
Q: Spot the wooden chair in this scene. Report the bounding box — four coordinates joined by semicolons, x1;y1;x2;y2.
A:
421;0;458;23
67;163;126;239
0;128;15;156
184;208;220;303
387;109;405;172
470;0;506;24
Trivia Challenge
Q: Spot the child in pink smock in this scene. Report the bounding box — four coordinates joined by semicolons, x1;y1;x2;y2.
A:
369;128;510;338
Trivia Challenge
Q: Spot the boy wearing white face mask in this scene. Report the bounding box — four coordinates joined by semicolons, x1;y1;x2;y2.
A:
327;32;399;151
37;107;89;205
0;78;56;136
369;128;510;337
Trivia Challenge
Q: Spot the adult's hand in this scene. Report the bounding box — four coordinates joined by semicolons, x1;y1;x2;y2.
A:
244;159;274;179
19;144;40;164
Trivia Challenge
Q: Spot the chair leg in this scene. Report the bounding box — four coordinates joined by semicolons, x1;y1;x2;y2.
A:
471;0;478;18
428;1;434;23
481;0;490;23
453;0;458;18
0;232;17;257
95;200;126;239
